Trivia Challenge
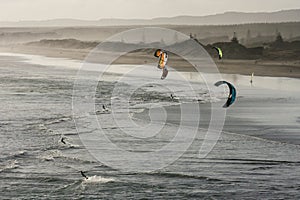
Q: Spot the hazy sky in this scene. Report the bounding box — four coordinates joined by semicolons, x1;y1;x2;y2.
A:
1;0;300;21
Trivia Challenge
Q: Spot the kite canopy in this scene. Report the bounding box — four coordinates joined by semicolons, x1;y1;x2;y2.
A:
213;47;223;59
215;81;236;108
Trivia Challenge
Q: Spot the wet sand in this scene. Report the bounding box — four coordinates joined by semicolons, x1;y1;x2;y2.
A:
1;44;300;78
134;74;300;145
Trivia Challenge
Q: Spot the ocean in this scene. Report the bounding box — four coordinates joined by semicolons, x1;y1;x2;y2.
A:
0;53;300;199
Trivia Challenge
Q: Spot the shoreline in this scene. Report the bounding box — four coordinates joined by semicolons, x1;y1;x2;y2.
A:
1;44;300;79
2;50;297;146
134;98;300;146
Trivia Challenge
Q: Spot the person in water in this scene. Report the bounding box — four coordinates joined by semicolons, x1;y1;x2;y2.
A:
61;137;66;144
170;94;174;100
80;171;88;179
102;105;109;112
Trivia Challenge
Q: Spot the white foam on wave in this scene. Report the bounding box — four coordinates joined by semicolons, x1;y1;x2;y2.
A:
58;136;81;149
47;116;72;125
12;150;26;157
83;175;115;183
37;150;63;161
0;160;19;172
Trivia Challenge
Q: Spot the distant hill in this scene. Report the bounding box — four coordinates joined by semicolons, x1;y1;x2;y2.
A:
0;9;299;27
152;9;300;25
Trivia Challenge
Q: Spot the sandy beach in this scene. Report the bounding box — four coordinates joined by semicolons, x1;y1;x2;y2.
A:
1;44;300;78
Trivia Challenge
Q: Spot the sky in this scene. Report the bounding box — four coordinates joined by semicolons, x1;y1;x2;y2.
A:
0;0;300;21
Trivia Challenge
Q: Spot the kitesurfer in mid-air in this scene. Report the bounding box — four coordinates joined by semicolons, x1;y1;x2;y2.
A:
154;49;169;80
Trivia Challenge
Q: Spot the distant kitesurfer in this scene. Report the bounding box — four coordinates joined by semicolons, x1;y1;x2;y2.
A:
170;94;174;100
102;105;109;112
250;72;254;85
61;137;66;144
80;171;88;179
